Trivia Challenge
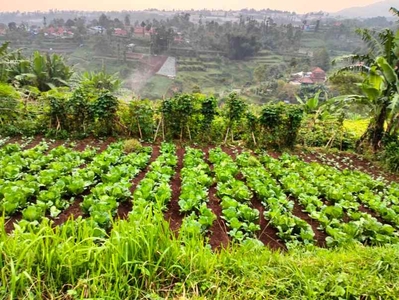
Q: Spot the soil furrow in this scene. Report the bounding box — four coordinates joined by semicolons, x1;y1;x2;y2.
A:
203;147;230;250
164;146;185;233
290;197;328;247
250;197;286;250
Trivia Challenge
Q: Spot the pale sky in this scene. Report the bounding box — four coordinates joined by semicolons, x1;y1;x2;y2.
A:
0;0;383;13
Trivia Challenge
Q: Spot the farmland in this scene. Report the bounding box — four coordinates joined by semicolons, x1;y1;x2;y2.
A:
2;136;399;298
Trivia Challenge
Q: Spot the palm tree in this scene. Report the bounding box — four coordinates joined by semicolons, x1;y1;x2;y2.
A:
332;7;399;151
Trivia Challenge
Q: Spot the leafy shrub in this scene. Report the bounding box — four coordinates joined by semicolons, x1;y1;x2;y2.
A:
258;103;304;149
380;138;399;172
298;118;356;151
123;139;142;154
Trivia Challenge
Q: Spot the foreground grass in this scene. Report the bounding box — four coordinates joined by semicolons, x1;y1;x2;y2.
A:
1;210;399;299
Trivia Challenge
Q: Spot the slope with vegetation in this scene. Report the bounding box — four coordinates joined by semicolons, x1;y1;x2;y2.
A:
0;7;399;299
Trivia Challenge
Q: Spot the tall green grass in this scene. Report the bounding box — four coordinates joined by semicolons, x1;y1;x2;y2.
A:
1;209;399;299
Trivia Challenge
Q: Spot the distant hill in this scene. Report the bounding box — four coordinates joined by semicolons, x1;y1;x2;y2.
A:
334;0;397;18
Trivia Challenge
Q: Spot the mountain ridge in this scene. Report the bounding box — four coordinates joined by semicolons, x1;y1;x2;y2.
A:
334;0;397;18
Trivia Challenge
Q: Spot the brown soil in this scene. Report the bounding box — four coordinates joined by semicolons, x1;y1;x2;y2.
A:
207;183;230;250
163;147;185;233
290;197;327;247
250;197;286;250
52;198;85;227
46;140;65;152
4;213;22;234
297;151;399;183
221;145;244;160
358;203;388;225
203;148;230;250
23;135;45;150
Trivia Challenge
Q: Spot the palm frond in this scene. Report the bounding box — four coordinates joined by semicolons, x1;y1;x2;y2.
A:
390;7;399;18
356;28;384;59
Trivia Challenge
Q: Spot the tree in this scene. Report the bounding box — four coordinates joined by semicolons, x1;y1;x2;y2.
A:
99;14;110;29
329;71;364;95
8;22;17;31
124;15;131;27
226;33;260;60
65;19;75;28
332;9;399;151
253;63;287;83
313;48;330;71
140;21;146;37
315;20;320;32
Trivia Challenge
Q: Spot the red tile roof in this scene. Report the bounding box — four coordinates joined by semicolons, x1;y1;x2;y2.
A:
298;77;314;84
311;67;325;74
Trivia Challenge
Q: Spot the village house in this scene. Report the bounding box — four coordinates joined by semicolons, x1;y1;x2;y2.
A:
114;28;128;36
133;26;155;37
43;26;74;37
289;67;327;85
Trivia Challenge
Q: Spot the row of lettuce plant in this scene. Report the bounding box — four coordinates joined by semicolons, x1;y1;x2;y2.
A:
0;141;51;180
129;143;177;220
0;143;97;220
236;152;315;248
178;147;216;237
262;153;399;247
80;143;153;228
208;147;260;242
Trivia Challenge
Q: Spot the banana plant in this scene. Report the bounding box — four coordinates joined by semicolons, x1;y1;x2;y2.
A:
330;11;399;151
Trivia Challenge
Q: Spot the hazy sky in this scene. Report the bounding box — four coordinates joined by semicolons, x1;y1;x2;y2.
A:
0;0;382;13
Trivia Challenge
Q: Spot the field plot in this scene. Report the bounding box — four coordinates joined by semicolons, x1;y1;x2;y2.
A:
2;139;399;298
2;140;399;251
156;56;177;77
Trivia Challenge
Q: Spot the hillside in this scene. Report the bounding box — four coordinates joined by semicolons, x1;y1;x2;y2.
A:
334;0;397;18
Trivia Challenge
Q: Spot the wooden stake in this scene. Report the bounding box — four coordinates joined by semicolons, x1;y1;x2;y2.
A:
224;127;230;144
154;117;162;142
180;127;183;142
187;125;192;141
137;118;143;140
251;131;257;146
162;116;165;141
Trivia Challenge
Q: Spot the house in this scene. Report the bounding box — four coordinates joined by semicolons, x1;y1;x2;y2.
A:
114;28;128;36
0;28;6;36
133;27;155;36
88;26;105;34
289;67;326;85
310;67;327;83
44;26;73;37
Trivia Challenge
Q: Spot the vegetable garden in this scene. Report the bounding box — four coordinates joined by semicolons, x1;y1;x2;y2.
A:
3;137;399;250
2;137;399;298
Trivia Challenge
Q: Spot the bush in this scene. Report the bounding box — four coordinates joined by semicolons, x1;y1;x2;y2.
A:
123;139;142;153
380;137;399;173
298;119;356;151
